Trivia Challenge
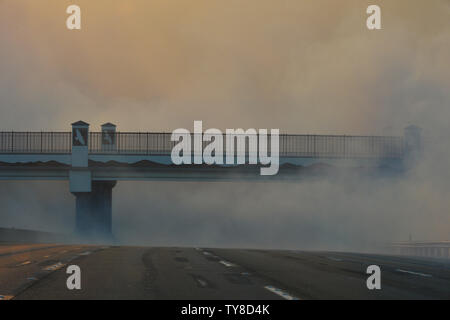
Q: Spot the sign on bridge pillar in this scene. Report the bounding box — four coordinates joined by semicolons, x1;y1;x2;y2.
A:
101;122;117;152
71;120;89;166
70;121;91;193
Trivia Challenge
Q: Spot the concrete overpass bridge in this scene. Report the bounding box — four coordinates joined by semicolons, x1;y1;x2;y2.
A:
0;121;421;239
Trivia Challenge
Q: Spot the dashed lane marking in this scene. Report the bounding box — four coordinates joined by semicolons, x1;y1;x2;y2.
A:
201;251;221;259
43;262;64;271
191;275;210;288
327;257;343;262
79;251;91;256
396;269;432;277
15;261;32;267
264;286;300;300
197;279;208;287
219;260;237;267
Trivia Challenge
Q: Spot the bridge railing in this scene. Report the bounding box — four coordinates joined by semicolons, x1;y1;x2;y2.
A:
0;131;405;158
89;132;404;158
0;132;72;154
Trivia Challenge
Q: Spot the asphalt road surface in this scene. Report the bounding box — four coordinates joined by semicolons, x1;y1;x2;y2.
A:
0;243;449;300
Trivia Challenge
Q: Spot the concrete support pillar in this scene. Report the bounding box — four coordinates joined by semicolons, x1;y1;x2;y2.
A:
404;125;422;169
73;181;116;240
68;121;118;242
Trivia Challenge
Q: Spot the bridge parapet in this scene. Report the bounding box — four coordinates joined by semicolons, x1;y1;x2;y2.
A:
1;131;405;159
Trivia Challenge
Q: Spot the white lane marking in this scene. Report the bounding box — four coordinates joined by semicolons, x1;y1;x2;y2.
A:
196;279;208;287
396;269;432;277
60;250;67;254
16;261;32;267
202;251;221;259
43;262;64;271
219;260;237;267
264;285;300;300
79;251;91;256
327;257;343;262
0;295;14;300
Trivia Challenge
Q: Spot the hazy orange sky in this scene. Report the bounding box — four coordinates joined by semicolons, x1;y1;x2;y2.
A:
1;0;449;135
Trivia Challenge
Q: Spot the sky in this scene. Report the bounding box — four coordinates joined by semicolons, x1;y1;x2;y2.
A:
0;1;449;250
1;0;449;134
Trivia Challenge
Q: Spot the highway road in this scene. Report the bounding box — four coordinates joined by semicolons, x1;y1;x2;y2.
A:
0;243;449;300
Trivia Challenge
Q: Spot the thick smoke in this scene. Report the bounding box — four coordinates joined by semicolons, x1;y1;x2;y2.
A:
0;0;449;250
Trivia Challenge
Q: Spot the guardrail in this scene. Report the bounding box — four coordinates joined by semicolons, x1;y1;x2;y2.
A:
0;131;405;158
389;241;450;259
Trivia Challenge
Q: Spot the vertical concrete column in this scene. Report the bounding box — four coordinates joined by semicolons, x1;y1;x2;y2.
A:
70;121;92;238
74;181;116;240
71;121;89;166
69;121;117;242
101;122;117;152
70;121;91;193
404;125;422;168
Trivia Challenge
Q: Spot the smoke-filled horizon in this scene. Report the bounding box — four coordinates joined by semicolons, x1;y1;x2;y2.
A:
0;0;449;250
0;163;449;251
